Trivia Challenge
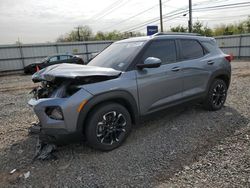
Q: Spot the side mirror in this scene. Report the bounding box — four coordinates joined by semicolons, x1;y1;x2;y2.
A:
137;57;161;69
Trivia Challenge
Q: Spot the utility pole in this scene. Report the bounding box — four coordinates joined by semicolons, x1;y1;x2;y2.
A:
75;27;81;41
159;0;163;32
188;0;192;33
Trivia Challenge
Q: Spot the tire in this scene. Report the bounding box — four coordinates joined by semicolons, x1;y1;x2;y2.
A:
85;102;132;151
203;79;228;111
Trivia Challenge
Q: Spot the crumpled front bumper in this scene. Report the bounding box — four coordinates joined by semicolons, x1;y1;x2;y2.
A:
28;88;93;139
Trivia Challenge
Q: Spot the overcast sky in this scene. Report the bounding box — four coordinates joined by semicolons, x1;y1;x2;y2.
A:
0;0;249;44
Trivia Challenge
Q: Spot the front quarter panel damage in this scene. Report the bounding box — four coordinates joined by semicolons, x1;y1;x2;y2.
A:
28;88;93;133
28;63;123;140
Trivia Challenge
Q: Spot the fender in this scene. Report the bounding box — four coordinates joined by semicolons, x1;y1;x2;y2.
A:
76;90;139;133
206;68;231;94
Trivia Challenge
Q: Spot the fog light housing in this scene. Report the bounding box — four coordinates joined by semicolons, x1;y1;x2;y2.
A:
45;106;64;120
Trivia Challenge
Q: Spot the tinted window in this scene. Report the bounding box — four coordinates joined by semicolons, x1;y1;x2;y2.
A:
180;40;204;60
49;56;58;62
60;55;71;60
142;40;177;64
201;41;217;53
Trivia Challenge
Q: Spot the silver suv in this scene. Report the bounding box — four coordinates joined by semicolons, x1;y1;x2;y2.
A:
29;33;232;150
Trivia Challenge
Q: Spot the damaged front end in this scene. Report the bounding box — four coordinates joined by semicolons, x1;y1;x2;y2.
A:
28;63;121;143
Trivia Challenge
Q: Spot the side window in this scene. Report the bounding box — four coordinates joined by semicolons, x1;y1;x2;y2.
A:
202;41;216;53
142;40;177;64
179;39;205;60
60;55;70;60
48;56;58;62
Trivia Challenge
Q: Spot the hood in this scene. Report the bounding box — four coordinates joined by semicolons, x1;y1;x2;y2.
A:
32;63;121;83
25;61;42;68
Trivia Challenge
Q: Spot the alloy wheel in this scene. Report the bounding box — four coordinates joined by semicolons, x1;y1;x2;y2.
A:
212;83;227;108
96;111;127;145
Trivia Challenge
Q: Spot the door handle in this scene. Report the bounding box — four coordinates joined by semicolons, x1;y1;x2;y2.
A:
171;67;180;71
207;60;215;65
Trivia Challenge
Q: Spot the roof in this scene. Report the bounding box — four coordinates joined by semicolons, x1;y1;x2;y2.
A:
116;33;214;43
48;53;74;57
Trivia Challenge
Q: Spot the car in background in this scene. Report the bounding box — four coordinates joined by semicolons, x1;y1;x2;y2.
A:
24;54;84;74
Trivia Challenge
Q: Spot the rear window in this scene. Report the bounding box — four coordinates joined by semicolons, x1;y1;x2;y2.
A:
179;39;205;60
60;55;71;60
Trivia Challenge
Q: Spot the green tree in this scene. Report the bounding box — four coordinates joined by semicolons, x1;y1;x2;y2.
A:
56;25;93;42
170;21;213;36
95;31;106;40
192;21;204;34
78;25;93;41
245;16;250;33
170;25;188;32
203;26;213;37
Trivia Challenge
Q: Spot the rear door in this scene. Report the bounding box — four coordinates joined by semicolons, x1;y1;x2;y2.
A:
136;39;184;115
178;39;211;98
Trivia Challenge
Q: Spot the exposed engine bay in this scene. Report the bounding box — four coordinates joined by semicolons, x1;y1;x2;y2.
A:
30;75;119;99
30;63;121;99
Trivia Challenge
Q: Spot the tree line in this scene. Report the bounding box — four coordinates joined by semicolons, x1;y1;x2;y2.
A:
56;26;144;42
171;16;250;36
57;16;250;42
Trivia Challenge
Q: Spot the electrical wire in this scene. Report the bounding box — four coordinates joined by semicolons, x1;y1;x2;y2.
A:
115;0;223;31
101;0;171;31
94;0;132;21
121;1;250;32
89;0;127;21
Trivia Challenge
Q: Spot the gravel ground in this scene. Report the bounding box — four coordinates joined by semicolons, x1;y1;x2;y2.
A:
0;61;249;187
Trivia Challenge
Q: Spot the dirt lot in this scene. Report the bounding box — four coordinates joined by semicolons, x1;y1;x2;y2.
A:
0;61;249;187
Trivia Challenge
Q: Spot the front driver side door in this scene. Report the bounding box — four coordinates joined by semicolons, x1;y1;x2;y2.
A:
136;39;183;115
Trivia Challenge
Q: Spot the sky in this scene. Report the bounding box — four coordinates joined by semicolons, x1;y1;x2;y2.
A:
0;0;249;44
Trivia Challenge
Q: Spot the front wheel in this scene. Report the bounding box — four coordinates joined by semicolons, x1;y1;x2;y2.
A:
203;79;228;111
85;102;132;151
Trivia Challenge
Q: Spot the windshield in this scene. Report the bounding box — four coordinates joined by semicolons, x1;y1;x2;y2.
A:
88;41;145;71
41;57;49;63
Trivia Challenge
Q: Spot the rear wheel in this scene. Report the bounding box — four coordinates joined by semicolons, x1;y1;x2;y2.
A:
85;102;132;151
203;79;227;111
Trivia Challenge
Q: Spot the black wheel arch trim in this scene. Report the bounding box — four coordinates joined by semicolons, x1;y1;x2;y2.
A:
206;69;231;93
76;90;139;133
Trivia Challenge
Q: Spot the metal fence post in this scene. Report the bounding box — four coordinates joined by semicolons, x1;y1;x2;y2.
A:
55;44;59;53
19;44;25;69
86;43;89;62
238;35;242;59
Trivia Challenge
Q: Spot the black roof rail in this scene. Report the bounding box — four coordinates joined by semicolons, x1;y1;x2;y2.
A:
153;32;201;36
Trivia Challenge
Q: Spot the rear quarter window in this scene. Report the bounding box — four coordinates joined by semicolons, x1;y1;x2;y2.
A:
201;41;218;53
179;39;205;60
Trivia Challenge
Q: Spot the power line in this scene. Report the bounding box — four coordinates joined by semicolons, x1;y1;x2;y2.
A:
89;0;127;21
173;13;250;20
94;0;132;21
89;0;121;20
194;1;250;11
119;0;216;32
101;0;171;31
101;0;222;32
120;9;188;32
118;0;222;32
121;1;250;32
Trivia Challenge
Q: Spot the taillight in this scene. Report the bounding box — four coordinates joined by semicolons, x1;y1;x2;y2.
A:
225;54;233;62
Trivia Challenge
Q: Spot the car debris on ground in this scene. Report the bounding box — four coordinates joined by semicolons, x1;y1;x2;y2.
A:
0;61;249;187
